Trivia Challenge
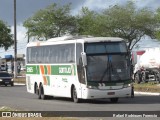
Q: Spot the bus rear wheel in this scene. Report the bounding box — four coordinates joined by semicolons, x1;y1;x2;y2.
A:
39;85;47;100
35;83;39;95
72;86;80;103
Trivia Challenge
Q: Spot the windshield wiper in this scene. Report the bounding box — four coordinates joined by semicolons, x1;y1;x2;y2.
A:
100;56;111;82
100;55;121;82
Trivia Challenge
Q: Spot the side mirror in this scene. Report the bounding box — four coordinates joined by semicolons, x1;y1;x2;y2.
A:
81;52;87;66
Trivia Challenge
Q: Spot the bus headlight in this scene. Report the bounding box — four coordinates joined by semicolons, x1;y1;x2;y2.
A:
0;79;2;81
11;79;14;81
123;84;131;88
87;86;98;89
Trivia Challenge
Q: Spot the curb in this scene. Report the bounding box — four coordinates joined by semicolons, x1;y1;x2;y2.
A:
14;83;26;86
135;91;160;96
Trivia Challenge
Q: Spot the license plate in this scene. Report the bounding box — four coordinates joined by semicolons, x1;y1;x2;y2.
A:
107;92;115;95
5;82;9;84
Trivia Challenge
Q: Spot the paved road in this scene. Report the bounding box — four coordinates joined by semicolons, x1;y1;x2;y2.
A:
0;85;160;112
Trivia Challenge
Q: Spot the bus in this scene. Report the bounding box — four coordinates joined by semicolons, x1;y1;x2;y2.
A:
26;35;132;103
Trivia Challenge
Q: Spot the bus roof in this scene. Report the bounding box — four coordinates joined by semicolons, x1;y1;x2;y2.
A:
47;35;123;42
27;35;124;47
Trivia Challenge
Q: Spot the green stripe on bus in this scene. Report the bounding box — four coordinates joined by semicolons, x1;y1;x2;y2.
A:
26;65;76;76
44;65;47;74
46;76;50;85
36;65;40;74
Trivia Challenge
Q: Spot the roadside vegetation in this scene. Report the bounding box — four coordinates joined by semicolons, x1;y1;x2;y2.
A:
14;77;26;84
0;106;15;111
134;82;160;93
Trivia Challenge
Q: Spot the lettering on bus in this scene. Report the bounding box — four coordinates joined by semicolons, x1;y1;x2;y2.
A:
27;67;34;73
59;67;71;74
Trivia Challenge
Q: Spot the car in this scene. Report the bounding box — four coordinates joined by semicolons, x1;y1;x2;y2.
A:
0;72;14;86
0;64;7;71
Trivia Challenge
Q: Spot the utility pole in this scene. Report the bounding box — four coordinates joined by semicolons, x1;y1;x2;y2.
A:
27;31;29;43
14;0;17;78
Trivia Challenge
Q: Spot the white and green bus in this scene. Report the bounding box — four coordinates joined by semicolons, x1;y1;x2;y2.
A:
26;35;132;103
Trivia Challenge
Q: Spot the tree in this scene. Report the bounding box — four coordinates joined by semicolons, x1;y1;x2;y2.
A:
76;7;98;35
94;1;158;50
23;3;76;40
154;8;160;39
0;20;13;50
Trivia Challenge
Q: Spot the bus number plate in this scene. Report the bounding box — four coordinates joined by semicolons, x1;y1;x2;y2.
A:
107;92;115;95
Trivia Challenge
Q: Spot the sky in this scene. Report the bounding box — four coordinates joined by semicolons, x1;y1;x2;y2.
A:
1;0;160;58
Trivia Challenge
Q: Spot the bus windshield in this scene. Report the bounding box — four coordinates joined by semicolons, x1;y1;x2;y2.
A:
85;42;127;54
85;42;130;82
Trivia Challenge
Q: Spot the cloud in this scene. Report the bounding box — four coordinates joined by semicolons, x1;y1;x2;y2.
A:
72;0;160;15
72;0;129;14
11;25;27;55
0;0;86;25
82;0;121;9
11;24;27;43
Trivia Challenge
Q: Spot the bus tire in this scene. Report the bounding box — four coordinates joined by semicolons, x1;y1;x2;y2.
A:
72;86;80;103
110;98;119;103
39;84;46;100
35;83;39;95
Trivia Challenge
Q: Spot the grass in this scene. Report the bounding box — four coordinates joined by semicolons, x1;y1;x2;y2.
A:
13;71;26;84
13;77;26;84
134;82;160;93
0;106;16;111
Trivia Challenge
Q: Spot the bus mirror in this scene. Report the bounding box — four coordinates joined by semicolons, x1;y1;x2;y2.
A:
81;52;87;66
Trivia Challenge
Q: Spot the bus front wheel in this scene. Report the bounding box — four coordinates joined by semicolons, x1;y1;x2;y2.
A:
72;86;80;103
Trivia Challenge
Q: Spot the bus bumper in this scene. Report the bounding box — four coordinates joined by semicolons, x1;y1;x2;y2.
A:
81;87;132;99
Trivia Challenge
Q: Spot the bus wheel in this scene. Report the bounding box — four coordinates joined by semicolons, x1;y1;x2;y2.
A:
35;84;39;95
39;85;46;100
72;86;79;103
110;98;119;103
